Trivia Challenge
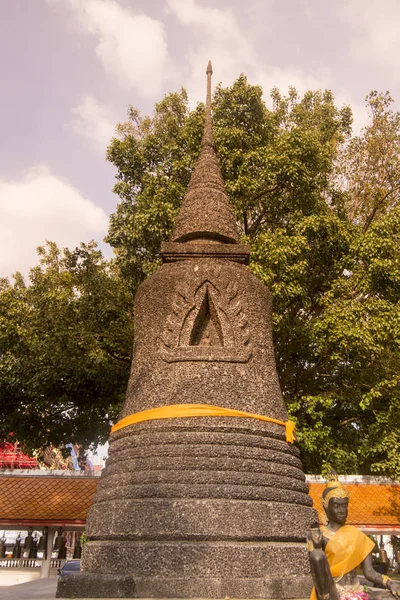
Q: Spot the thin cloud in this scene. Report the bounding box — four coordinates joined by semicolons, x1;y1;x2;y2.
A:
167;0;366;131
49;0;177;96
168;0;331;101
338;0;400;78
68;95;118;154
0;166;109;279
167;0;260;101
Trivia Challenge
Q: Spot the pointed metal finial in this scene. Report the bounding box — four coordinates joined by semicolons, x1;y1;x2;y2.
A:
203;60;213;147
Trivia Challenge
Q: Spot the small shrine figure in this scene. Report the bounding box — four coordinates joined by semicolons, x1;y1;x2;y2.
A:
308;475;400;600
37;526;48;559
378;539;390;574
54;527;67;559
12;533;22;559
23;526;34;558
73;535;82;559
30;532;38;559
0;532;6;559
391;537;400;573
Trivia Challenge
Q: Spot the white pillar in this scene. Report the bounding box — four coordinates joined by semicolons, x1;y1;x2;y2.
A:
40;526;56;579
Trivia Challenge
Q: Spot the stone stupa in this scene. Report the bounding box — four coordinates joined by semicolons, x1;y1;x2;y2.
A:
58;62;315;599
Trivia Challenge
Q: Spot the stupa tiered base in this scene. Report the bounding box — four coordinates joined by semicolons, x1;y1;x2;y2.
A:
58;419;314;598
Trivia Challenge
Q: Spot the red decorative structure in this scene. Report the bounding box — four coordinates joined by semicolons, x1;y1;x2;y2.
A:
0;442;38;469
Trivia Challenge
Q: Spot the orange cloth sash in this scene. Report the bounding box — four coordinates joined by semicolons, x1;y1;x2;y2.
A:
111;403;296;443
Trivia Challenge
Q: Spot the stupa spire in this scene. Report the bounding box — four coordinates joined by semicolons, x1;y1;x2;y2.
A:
202;60;213;148
169;61;240;244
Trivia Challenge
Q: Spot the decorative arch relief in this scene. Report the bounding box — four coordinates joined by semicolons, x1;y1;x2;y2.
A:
160;264;252;363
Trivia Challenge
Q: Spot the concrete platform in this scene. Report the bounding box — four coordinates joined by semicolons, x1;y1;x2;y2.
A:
0;579;309;600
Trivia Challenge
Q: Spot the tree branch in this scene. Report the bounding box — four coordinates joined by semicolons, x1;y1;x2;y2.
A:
106;350;131;364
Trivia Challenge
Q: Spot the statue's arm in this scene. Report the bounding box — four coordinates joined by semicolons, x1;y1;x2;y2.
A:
361;555;400;598
361;553;382;585
308;535;339;600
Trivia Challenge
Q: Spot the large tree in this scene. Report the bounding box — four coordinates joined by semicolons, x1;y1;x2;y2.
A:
0;242;133;451
106;79;400;477
1;79;399;477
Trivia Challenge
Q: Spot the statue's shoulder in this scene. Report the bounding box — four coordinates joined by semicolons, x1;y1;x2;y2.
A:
324;524;371;547
341;524;369;540
321;525;336;541
321;524;360;545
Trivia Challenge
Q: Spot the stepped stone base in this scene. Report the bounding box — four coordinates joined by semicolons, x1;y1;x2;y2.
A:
57;424;316;599
56;573;136;598
57;541;313;598
57;574;312;599
58;573;312;599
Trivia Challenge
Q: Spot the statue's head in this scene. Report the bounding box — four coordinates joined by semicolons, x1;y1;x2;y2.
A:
322;474;350;526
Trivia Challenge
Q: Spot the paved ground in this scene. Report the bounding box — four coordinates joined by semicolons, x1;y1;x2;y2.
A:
0;578;57;599
0;577;129;600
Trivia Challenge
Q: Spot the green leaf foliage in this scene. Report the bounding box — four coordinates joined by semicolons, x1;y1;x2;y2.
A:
1;79;399;478
0;242;133;451
105;80;400;477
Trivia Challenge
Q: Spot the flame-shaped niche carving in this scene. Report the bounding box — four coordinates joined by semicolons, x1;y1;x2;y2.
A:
160;264;251;363
182;282;229;348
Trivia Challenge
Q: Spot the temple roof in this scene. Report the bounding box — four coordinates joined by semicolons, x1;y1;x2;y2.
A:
170;61;240;245
0;472;399;532
0;473;99;527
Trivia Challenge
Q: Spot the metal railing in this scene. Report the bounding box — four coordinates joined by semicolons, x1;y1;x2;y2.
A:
0;558;65;569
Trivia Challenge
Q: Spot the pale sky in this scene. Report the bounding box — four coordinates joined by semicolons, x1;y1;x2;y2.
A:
1;0;399;278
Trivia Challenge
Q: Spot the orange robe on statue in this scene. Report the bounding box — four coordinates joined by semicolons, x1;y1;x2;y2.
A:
311;525;375;600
